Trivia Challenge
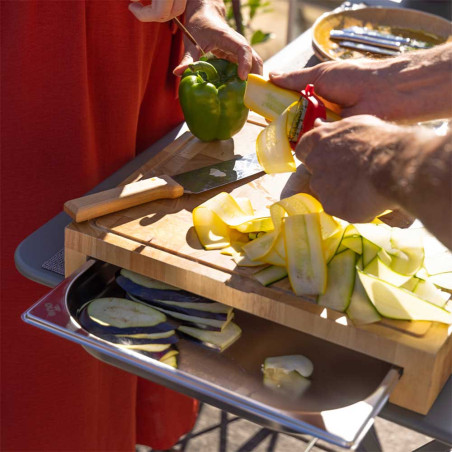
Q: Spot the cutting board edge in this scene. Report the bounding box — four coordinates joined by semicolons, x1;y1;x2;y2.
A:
65;223;452;414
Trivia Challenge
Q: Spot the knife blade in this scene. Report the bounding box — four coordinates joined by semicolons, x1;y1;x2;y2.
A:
64;153;263;222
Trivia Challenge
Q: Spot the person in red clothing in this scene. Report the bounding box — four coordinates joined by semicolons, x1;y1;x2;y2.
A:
0;1;262;450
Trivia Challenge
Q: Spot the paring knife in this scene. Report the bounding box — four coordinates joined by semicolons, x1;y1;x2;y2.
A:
64;153;263;222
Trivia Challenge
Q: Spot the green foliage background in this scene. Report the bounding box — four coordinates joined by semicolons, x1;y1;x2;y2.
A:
223;0;273;45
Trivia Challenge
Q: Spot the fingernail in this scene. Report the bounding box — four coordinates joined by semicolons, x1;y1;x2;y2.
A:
269;72;281;78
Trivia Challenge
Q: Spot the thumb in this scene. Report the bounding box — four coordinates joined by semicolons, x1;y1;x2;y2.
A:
173;51;195;76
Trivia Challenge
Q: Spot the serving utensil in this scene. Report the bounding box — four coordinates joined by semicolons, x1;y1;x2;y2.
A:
337;27;432;50
329;26;432;56
311;6;450;62
333;40;399;56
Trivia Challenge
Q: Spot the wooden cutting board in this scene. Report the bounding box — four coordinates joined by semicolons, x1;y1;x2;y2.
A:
65;120;451;414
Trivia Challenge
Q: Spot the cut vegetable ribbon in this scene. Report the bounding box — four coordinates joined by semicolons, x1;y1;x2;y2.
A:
242;193;340;265
193;192;273;250
255;102;298;174
284;213;327;296
192;191;452;324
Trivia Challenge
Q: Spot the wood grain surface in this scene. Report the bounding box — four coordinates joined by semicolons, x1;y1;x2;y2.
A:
65;120;452;414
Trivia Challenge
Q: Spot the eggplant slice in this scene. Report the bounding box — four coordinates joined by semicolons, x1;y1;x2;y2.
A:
77;274;242;365
126;293;234;330
77;297;179;365
78;298;175;336
178;322;242;352
116;274;217;305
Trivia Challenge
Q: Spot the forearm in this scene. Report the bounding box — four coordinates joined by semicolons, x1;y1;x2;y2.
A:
372;127;452;248
271;42;452;123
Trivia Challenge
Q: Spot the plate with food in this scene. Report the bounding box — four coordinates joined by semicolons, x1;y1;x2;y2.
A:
312;5;451;61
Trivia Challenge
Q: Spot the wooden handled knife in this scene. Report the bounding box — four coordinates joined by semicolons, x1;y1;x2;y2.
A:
64;153;263;222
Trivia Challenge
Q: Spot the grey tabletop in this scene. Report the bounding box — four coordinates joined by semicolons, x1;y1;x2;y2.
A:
15;0;452;446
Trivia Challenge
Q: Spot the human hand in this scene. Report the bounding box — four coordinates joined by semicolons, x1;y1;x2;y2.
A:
296;115;403;223
269;43;452;123
269;59;403;121
173;0;263;80
129;0;187;22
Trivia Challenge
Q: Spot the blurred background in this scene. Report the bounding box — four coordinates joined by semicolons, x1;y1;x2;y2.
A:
224;0;451;61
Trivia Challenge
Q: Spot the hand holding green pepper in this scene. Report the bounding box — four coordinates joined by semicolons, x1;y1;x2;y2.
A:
179;58;249;142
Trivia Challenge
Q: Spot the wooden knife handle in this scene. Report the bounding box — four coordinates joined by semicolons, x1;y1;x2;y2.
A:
64;175;184;222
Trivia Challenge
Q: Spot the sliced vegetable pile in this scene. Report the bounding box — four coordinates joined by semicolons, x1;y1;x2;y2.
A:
193;191;452;325
78;297;179;367
77;270;242;368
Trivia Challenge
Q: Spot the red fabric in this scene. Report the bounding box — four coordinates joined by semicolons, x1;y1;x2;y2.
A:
1;1;198;450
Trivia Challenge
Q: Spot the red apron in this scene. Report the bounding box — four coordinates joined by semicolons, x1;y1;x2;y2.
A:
1;1;198;450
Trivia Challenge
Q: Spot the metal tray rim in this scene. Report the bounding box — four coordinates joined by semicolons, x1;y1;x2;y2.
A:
22;259;401;449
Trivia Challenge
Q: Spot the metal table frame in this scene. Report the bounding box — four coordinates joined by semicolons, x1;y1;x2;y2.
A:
15;2;451;450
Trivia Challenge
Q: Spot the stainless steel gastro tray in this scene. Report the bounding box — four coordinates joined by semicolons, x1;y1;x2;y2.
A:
22;259;401;449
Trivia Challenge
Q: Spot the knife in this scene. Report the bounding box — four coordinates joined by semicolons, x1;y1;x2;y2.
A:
64;153;263;222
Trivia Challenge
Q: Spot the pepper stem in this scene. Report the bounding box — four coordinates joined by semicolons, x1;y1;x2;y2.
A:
188;61;220;85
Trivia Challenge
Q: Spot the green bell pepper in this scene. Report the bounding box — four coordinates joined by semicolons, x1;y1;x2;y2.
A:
179;58;249;142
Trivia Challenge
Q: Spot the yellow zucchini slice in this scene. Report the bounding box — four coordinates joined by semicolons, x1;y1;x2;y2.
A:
244;74;300;121
192;206;230;250
283;213;326;295
255;103;297;174
235;217;274;233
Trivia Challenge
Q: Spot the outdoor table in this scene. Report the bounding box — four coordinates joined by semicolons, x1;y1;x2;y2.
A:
15;1;451;450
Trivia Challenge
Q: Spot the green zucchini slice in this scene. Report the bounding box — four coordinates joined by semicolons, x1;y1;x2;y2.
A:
317;249;357;312
358;271;452;324
253;265;288;286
